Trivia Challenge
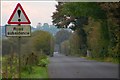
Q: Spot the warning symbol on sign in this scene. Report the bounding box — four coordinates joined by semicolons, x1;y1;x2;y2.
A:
8;3;31;24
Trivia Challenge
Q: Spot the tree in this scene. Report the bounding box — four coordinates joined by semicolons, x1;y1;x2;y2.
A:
61;40;70;56
69;31;84;56
52;2;106;29
29;30;54;55
52;2;119;58
55;29;72;53
98;2;120;58
2;30;54;56
55;29;71;45
52;2;107;56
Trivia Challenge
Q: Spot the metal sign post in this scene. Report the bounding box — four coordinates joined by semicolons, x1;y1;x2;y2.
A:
18;23;21;78
18;36;21;78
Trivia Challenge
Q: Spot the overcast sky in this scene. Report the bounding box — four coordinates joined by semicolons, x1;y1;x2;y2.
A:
1;1;58;27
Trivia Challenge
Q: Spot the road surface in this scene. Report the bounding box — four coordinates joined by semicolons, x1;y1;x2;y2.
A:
48;53;119;78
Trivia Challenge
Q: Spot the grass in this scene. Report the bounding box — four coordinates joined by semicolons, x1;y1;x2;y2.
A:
21;66;48;78
86;57;119;64
2;55;49;78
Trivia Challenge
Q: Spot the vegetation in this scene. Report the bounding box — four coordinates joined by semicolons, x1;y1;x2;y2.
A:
52;2;119;63
2;53;49;78
55;29;71;45
21;66;48;78
55;29;72;53
2;2;119;79
2;30;54;56
2;30;53;78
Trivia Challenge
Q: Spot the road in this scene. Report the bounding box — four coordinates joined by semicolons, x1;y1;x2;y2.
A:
48;53;119;78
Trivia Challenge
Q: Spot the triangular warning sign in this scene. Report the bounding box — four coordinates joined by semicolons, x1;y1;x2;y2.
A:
8;3;31;24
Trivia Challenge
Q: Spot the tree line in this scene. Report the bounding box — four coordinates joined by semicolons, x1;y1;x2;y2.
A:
2;30;54;56
53;2;119;61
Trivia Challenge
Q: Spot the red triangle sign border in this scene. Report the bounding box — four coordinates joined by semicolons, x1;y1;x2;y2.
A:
8;3;31;24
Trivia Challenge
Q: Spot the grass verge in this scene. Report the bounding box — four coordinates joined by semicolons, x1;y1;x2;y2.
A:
21;66;48;78
86;57;119;64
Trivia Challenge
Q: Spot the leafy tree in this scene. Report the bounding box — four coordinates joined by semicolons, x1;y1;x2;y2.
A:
55;29;71;45
52;2;106;29
98;2;120;58
61;40;70;56
26;30;54;55
83;17;108;58
55;29;71;52
69;31;84;56
52;2;107;56
2;30;54;56
34;31;55;56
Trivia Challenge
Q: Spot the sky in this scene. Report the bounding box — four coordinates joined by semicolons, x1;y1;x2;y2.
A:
1;1;58;27
1;0;119;27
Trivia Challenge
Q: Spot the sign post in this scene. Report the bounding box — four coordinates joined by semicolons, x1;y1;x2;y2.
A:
18;35;21;78
6;3;31;78
18;23;21;79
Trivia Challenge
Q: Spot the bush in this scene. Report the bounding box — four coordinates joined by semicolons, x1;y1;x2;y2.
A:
38;58;49;67
22;65;33;74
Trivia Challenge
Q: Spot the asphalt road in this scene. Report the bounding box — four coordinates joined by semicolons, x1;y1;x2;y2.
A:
48;53;119;78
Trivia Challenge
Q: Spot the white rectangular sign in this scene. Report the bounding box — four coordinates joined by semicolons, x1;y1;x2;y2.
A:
5;25;31;37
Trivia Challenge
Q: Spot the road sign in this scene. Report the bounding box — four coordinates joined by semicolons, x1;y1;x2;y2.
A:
8;3;31;24
5;25;31;36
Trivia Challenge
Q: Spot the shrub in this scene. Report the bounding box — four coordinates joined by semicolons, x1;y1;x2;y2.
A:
38;58;49;67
